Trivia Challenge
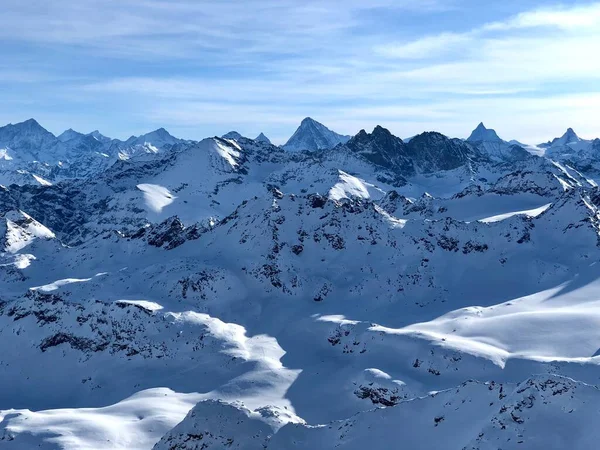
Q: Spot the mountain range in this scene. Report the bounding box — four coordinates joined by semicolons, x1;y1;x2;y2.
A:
1;116;600;449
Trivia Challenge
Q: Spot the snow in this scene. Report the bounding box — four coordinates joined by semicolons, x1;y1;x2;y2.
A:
0;148;13;160
374;272;600;366
32;173;53;186
2;210;56;253
137;184;176;213
478;202;551;223
215;140;241;168
328;170;384;201
4;118;600;449
0;389;204;450
31;277;95;292
115;300;164;312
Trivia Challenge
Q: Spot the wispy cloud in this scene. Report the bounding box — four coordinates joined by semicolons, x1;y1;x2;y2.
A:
2;1;600;144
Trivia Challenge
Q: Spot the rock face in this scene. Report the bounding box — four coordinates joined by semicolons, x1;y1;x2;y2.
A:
343;126;476;175
283;117;351;151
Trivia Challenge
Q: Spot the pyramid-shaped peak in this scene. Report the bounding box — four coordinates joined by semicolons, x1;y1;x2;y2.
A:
301;117;318;125
467;122;502;142
21;118;42;127
283;118;350;151
255;132;271;144
13;118;47;131
372;125;393;136
563;128;579;139
551;127;581;146
57;128;85;142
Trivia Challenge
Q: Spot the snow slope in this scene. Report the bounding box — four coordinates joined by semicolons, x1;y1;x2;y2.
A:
0;119;600;449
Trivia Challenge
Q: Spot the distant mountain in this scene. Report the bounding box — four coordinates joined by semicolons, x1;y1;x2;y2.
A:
57;128;85;142
343;126;476;175
467;122;503;142
283;117;351;151
539;128;584;149
88;130;111;143
255;132;271;144
344;125;412;174
3;116;600;448
466;123;531;163
0;119;189;185
0;118;60;159
406;131;477;173
222;131;244;140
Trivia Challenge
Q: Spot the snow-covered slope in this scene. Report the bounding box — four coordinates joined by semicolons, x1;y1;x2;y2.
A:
158;375;600;450
1;117;600;449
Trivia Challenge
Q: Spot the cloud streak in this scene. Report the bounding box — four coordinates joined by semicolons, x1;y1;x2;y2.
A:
1;1;600;144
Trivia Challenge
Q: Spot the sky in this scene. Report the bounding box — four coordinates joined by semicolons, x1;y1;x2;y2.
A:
1;0;599;145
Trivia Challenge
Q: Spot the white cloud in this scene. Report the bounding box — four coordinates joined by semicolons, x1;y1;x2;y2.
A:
485;3;600;31
375;33;472;59
3;1;600;145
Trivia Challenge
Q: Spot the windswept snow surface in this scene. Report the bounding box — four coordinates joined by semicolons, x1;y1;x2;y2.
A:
0;389;203;450
328;170;384;201
478;203;551;223
137;184;176;214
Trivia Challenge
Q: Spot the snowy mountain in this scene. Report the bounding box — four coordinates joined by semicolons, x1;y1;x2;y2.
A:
539;127;582;149
541;129;600;174
255;132;271;144
283;117;351;151
466;123;532;163
2;117;600;449
467;122;503;142
222;131;244;140
0;119;192;186
157;375;600;450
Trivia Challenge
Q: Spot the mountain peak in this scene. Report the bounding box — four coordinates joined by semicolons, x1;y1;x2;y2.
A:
561;127;580;142
12;118;48;133
0;118;55;143
21;118;42;128
467;122;502;142
372;125;393;137
57;128;85;142
255;132;271;144
222;131;244;140
283;118;350;151
544;127;582;148
300;117;317;126
87;130;111;142
344;126;412;174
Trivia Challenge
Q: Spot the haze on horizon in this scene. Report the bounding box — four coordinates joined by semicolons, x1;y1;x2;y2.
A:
1;0;599;145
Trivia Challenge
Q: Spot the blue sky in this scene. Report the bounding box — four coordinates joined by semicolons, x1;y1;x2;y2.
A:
1;0;599;144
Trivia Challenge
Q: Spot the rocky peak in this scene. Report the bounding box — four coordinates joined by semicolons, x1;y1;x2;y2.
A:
255;132;271;144
467;122;503;142
283;117;350;151
222;131;244;140
406;131;476;173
